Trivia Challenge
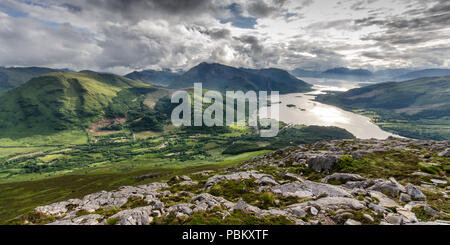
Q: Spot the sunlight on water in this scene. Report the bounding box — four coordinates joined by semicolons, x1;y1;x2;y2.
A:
307;84;353;95
259;84;400;139
310;106;349;124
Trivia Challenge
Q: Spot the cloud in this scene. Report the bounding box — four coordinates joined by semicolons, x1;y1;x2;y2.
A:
86;0;214;22
307;19;360;31
248;1;278;18
348;0;450;67
354;0;450;34
362;44;450;67
220;3;258;29
0;13;99;69
350;0;379;11
198;27;231;40
60;3;82;13
0;0;448;73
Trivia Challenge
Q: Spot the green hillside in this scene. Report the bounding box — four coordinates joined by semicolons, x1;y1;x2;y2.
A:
0;67;64;94
0;72;154;145
316;76;450;140
170;62;312;93
125;69;180;86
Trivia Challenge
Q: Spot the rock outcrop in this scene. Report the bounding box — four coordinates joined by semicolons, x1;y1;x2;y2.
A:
15;138;449;225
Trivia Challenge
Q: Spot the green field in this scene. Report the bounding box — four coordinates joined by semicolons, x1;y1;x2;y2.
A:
0;150;268;224
0;123;354;223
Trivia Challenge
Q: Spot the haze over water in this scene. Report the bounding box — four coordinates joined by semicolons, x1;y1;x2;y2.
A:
260;79;399;139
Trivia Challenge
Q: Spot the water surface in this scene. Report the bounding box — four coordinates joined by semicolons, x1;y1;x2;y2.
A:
260;84;398;139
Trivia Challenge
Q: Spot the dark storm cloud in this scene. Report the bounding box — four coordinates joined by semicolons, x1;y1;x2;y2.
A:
60;3;82;13
82;0;215;22
362;44;450;67
189;25;231;40
404;0;450;16
89;0;210;14
386;14;450;31
205;28;231;39
248;3;275;17
234;35;264;54
354;0;450;48
428;0;450;14
362;34;431;45
248;1;279;18
355;0;450;31
247;0;295;19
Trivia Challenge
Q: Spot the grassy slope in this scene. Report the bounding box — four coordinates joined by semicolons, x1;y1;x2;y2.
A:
316;76;450;140
0;72;150;146
0;150;267;224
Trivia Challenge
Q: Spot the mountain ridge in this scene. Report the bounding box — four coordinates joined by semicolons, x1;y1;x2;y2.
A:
0;66;68;93
169;62;312;93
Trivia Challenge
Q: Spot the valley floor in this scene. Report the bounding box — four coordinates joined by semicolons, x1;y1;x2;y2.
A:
0;123;354;223
8;137;450;225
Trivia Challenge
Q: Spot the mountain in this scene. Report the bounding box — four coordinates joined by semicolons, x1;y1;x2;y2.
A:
291;67;374;81
0;71;153;140
316;76;450;140
0;67;65;93
394;69;450;81
240;67;312;91
290;68;322;78
322;67;373;78
169;62;312;93
372;68;415;80
125;69;180;86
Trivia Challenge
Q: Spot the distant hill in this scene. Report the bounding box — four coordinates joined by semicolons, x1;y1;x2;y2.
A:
0;67;65;93
322;67;373;78
290;68;321;78
291;67;450;83
291;67;376;81
372;68;414;81
393;69;450;81
125;69;180;86
0;72;155;141
170;62;312;93
291;67;374;81
316;76;450;140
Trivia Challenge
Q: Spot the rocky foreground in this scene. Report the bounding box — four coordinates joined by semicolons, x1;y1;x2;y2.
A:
14;137;450;225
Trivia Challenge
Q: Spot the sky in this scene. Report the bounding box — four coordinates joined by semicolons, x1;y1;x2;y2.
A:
0;0;449;74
